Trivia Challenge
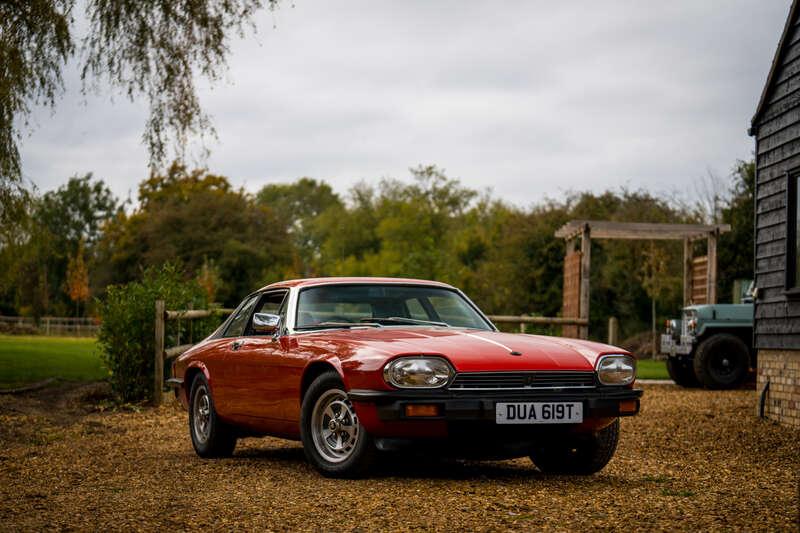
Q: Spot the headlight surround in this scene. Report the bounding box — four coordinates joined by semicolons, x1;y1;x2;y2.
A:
596;354;636;386
683;310;698;336
383;356;453;388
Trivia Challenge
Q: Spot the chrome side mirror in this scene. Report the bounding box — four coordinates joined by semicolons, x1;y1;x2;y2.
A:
253;312;281;335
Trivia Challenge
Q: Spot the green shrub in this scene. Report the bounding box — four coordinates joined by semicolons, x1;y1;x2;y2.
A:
97;264;218;402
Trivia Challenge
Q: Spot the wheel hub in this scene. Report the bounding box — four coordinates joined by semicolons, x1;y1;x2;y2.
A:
192;386;212;444
310;389;360;463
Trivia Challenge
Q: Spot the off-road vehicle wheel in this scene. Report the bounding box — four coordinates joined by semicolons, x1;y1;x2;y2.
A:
666;357;700;388
300;370;375;478
189;373;237;457
692;333;750;390
529;419;619;475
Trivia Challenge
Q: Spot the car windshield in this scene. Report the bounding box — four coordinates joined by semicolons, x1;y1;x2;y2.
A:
295;284;492;331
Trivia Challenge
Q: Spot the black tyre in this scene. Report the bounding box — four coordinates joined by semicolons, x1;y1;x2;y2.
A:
692;334;750;390
529;419;619;475
189;373;237;458
666;357;700;388
300;370;375;478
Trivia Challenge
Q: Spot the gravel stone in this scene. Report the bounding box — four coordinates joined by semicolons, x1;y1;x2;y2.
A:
0;384;797;531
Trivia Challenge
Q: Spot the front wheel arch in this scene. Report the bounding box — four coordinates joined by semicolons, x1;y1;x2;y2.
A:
693;333;750;389
300;360;344;401
694;329;753;360
300;369;375;477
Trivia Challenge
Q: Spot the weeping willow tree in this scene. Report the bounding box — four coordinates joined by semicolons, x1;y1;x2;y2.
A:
0;0;279;222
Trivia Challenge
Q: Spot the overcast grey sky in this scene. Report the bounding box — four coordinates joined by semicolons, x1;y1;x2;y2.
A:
19;1;792;206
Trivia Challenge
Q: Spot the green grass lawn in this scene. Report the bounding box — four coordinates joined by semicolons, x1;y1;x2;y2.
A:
637;359;669;380
0;333;670;389
0;335;106;389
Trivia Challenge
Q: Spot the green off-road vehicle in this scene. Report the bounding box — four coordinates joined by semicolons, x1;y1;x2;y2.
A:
660;286;754;389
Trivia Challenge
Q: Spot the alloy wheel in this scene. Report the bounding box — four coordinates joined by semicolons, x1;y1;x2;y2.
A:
310;388;360;463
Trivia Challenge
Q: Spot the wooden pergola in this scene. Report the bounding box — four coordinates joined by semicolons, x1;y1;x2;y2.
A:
554;220;731;339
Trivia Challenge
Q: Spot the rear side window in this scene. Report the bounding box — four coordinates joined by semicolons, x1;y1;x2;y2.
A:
223;295;259;338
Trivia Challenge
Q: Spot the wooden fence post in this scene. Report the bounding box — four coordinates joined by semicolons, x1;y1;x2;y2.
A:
683;238;692;306
608;317;619;346
154;300;165;406
707;229;718;304
579;224;591;340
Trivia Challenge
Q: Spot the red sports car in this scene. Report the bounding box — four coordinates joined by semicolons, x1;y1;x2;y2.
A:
171;277;642;477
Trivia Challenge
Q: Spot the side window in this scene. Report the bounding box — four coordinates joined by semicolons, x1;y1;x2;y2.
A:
223;295;259;338
788;173;800;290
255;291;287;315
248;291;288;335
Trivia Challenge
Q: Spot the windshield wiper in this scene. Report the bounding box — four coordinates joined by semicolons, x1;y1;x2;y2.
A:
296;321;383;330
362;317;449;327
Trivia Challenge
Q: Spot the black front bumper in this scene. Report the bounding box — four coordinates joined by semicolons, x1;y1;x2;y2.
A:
348;387;643;422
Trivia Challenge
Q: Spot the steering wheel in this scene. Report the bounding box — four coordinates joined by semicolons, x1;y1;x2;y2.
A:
323;316;352;323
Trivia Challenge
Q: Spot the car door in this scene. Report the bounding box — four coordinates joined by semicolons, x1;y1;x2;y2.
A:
225;290;289;421
214;293;260;418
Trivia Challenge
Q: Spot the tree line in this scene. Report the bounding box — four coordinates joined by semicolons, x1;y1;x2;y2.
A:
0;160;754;342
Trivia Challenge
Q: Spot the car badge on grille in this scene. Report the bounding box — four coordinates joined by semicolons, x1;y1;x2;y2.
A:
524;375;535;386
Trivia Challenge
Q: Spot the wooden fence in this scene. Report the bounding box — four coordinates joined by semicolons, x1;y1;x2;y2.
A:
153;302;233;405
152;300;590;405
0;315;99;337
488;315;589;334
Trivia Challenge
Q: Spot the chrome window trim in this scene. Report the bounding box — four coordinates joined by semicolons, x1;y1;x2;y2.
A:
285;282;496;334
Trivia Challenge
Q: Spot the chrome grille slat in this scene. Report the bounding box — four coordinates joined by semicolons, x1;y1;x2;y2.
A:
448;371;595;390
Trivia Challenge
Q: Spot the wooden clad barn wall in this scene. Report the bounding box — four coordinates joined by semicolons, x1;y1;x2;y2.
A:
753;11;800;350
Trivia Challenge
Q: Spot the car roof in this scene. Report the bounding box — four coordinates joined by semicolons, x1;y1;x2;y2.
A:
258;277;455;292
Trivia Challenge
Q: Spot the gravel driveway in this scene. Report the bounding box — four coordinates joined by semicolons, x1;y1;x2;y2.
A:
0;384;797;531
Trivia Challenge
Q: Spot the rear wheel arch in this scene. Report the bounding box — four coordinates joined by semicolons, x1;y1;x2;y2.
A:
188;372;236;457
184;364;210;398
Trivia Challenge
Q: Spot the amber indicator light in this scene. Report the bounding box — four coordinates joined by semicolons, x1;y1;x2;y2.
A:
619;400;638;414
404;404;441;417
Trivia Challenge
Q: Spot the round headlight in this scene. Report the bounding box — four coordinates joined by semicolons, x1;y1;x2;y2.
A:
383;357;453;388
596;354;636;386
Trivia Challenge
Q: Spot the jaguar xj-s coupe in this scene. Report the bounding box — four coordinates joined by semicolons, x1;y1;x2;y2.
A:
171;277;642;477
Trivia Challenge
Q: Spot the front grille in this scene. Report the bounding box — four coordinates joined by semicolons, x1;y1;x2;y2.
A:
448;371;596;390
